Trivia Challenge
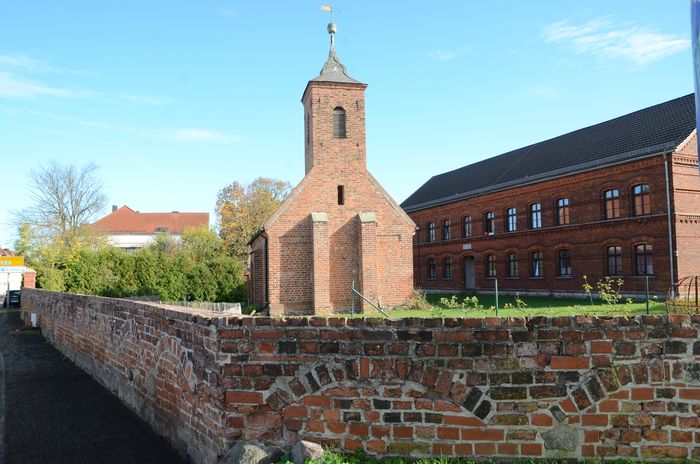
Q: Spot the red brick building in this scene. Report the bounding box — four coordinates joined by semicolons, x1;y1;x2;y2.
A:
402;95;700;296
249;24;415;315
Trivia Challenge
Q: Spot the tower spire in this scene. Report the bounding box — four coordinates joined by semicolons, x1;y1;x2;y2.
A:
310;19;362;84
328;21;336;50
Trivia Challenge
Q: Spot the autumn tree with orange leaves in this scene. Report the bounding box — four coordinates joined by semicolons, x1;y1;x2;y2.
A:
215;177;291;260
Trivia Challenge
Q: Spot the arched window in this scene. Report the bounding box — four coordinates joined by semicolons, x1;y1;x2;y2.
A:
606;246;622;275
484;211;495;235
530;203;542;229
506;253;518;277
427;259;436;279
427;222;436;242
506;207;517;232
632;184;651;216
556;198;570;225
604;189;620;219
530;251;544;277
557;249;571;276
333;107;346;138
462;216;472;238
635;244;653;275
443;257;453;279
485;254;496;277
442;219;451;240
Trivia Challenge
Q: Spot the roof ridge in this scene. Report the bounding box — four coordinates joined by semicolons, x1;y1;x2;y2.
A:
402;93;696;211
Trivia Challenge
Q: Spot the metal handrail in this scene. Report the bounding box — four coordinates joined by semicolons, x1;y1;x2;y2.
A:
351;280;390;318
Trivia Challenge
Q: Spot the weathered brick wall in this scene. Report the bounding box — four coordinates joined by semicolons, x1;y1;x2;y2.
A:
672;140;700;281
409;155;677;295
24;289;700;462
23;290;229;464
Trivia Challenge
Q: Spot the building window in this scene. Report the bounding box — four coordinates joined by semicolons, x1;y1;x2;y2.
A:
506;253;518;278
463;215;472;238
442;219;451;240
155;227;169;233
443;257;453;279
530;251;544;277
427;222;436;242
606;246;623;275
557;249;571;276
337;185;345;205
333;107;346;138
633;184;651;216
427;259;436;279
485;254;496;278
556;198;570;225
484;211;495;235
635;244;654;275
305;114;310;145
604;189;620;219
506;207;517;232
530;203;542;229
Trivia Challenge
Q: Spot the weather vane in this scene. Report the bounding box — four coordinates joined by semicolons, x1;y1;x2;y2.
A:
320;5;340;23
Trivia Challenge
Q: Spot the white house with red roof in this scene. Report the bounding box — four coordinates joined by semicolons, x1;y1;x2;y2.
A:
92;205;209;252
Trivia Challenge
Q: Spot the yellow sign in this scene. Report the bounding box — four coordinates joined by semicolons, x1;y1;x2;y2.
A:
320;5;332;11
0;256;23;267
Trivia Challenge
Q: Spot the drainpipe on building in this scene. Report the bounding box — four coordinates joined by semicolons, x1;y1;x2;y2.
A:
663;151;676;297
264;235;269;309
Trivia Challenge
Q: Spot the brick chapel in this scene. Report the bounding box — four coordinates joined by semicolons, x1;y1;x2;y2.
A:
249;23;415;315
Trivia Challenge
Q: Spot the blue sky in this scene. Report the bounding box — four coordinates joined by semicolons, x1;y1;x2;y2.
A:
0;0;694;248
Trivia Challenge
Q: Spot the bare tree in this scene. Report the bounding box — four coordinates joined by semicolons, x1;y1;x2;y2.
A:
15;161;106;244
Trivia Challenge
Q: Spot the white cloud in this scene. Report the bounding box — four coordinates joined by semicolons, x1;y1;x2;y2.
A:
542;17;689;66
167;128;240;142
0;71;73;99
218;7;238;19
0;53;91;75
428;50;458;62
120;93;174;106
530;85;560;101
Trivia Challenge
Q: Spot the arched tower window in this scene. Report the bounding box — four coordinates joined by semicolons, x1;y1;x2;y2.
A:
333;107;346;138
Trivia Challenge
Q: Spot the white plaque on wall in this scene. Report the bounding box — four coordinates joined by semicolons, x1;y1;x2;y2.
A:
462;243;472;250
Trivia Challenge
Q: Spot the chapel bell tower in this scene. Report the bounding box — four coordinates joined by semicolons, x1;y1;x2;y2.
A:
302;22;368;175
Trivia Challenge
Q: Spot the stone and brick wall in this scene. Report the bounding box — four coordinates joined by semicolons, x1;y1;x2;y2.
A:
24;289;700;463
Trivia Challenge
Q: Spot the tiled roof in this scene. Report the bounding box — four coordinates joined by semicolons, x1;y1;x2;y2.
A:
401;94;696;212
92;206;209;235
0;249;15;256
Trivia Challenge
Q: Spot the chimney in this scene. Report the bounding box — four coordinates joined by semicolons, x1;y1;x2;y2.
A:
112;205;118;212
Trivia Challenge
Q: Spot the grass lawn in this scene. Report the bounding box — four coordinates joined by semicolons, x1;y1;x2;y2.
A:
281;449;669;464
354;292;667;318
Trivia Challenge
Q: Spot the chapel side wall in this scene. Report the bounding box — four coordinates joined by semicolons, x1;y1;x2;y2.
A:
376;222;414;308
267;169;414;314
249;237;267;309
267;217;315;315
408;156;671;295
671;141;700;281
